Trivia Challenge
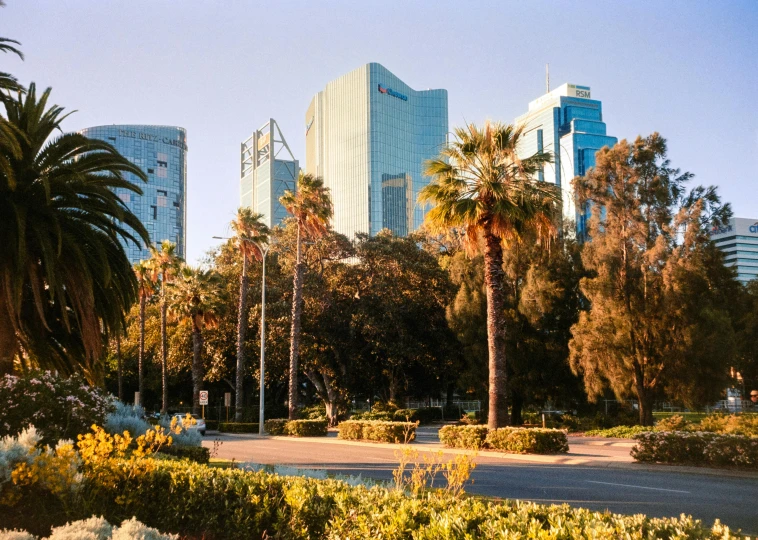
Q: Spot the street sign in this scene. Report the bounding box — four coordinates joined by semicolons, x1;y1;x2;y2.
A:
134;391;140;406
224;392;231;407
199;390;209;406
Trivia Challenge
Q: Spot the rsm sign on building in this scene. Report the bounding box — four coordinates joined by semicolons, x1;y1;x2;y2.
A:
710;218;758;238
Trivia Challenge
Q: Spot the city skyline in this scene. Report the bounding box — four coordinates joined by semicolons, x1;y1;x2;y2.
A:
3;1;756;262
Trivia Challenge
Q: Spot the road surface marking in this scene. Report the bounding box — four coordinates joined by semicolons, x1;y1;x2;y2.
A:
586;480;690;494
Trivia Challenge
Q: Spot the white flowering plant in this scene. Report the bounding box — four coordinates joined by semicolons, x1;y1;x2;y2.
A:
0;372;113;445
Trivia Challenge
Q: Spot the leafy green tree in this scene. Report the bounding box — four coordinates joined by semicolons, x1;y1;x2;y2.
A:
280;173;333;419
168;267;225;414
148;240;182;414
230;208;269;421
420;122;559;428
569;134;737;425
0;84;149;382
736;281;758;395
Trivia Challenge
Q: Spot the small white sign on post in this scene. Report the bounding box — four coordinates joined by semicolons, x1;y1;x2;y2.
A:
199;390;209;406
224;392;231;407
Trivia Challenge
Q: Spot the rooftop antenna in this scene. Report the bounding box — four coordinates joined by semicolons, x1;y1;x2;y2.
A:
546;63;550;93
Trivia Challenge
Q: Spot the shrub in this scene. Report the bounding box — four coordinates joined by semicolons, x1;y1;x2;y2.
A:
285;419;328;437
584;425;651;439
158;415;201;447
0;372;112;445
632;431;758;468
695;414;758;437
485;428;569;454
655;414;689;432
393;408;441;424
337;420;416;443
157;445;210;464
350;411;394;421
299;404;327;420
0;516;177;540
218;422;259;434
204;420;218;431
104;402;151;438
439;425;488;450
264;419;289;435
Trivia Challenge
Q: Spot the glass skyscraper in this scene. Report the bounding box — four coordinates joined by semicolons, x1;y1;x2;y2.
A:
305;63;448;238
79;125;187;263
240;118;299;228
515;83;617;238
710;218;758;284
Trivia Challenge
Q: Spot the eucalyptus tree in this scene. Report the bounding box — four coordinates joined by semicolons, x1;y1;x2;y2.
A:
169;266;225;414
419;122;559;428
280;172;333;419
0;84;149;381
230;207;269;421
148;240;182;414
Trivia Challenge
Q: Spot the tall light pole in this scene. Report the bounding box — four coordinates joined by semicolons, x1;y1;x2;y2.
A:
213;236;271;435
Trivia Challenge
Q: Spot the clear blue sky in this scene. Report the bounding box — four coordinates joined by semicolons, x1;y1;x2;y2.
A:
4;1;757;263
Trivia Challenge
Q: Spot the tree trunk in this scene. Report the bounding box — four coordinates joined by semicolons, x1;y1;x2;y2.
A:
235;255;249;422
288;225;304;420
483;230;509;429
192;325;202;415
0;297;16;376
635;382;655;426
116;334;123;402
138;294;145;406
510;390;523;426
161;277;168;416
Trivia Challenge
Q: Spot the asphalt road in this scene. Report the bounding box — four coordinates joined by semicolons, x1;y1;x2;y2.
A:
203;432;758;534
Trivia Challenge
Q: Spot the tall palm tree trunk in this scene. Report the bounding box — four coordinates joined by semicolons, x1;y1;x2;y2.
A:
138;295;145;406
192;325;203;416
161;277;168;415
288;226;304;420
483;230;509;428
235;255;249;422
0;297;16;376
116;334;123;401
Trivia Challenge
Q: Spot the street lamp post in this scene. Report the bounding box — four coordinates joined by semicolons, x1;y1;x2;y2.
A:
213;236;271;436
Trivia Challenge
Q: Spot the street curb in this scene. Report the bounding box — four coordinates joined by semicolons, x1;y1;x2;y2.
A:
259;435;758;479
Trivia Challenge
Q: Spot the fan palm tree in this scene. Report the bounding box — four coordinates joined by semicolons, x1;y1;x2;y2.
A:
168;266;224;415
133;260;154;405
419;122;559;428
230;207;269;422
148;240;182;414
280;172;332;419
0;83;149;380
1;37;24;208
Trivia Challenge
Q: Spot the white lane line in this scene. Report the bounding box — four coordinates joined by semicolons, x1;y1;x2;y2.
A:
586;480;690;494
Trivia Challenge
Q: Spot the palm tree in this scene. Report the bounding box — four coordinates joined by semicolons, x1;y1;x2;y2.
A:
168;266;224;415
419;122;559;428
280;172;332;419
148;240;181;415
230;207;269;422
133;260;154;405
0;83;150;380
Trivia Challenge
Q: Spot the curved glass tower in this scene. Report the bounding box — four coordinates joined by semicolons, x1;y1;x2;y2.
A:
305;63;448;238
79;125;188;263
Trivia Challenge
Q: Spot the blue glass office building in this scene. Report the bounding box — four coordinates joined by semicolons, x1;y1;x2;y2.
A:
305;63;448;238
710;218;758;284
79;125;187;263
515;84;617;238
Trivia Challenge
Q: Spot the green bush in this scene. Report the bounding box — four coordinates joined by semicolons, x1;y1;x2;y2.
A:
4;453;743;539
264;419;289;435
218;422;259;433
157;445;210;464
392;407;441;424
285;419;328;437
632;431;758;468
585;425;651;439
337;420;416;443
204;420;219;431
299;404;327;420
439;425;488;450
485;428;569;454
350;411;394;421
655;414;688;432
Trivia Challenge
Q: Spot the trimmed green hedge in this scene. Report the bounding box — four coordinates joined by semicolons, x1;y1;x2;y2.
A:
204;420;219;431
338;420;416;443
585;425;651;439
632;431;758;468
157;445;210;464
439;425;488;450
263;419;328;437
7;457;742;539
218;422;259;433
439;426;568;454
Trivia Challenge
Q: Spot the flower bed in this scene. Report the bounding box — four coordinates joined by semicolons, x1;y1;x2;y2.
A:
632;431;758;468
439;425;568;454
218;422;259;433
337;420;416;443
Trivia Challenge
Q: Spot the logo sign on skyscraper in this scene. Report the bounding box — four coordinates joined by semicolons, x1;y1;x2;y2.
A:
567;84;591;99
378;84;408;101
